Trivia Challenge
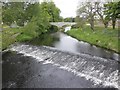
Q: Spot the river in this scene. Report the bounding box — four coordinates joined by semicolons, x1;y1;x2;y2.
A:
2;31;120;88
29;32;119;61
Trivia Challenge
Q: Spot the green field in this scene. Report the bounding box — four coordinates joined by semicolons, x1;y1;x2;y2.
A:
66;26;120;53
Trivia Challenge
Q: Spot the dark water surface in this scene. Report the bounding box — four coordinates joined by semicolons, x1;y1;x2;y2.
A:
29;32;119;61
2;51;99;88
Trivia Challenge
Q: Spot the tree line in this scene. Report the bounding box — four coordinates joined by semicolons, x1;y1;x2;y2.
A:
2;1;63;26
2;1;63;37
76;1;120;30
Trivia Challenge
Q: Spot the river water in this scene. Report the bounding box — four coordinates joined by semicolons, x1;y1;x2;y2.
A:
29;32;119;61
2;31;120;88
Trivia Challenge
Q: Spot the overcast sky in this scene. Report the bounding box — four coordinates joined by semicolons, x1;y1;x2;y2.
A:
53;0;79;18
40;0;79;18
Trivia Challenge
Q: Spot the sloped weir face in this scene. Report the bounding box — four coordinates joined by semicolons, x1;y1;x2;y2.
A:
10;44;120;89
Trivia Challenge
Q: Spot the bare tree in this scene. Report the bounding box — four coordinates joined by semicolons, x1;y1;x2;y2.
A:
77;2;98;31
96;2;110;28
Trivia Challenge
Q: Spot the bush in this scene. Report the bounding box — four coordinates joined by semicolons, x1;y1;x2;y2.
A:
22;21;38;38
49;25;58;33
71;24;80;29
16;34;33;42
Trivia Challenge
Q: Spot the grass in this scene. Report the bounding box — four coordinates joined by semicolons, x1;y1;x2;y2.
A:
2;24;120;53
1;27;23;50
2;21;41;50
66;26;120;53
1;26;37;50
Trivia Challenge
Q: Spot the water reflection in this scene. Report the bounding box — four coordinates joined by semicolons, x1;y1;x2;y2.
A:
53;33;79;53
29;34;59;46
52;32;119;61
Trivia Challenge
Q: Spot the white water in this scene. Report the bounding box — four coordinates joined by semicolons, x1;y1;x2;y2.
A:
10;44;120;89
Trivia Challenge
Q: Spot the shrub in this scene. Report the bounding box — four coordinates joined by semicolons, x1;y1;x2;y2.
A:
49;25;58;33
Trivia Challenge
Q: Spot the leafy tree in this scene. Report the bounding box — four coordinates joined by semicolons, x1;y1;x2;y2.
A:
24;3;40;22
23;2;50;36
2;2;40;26
74;16;86;29
64;17;75;22
104;1;120;29
40;1;61;22
2;2;25;26
2;1;61;37
96;2;110;28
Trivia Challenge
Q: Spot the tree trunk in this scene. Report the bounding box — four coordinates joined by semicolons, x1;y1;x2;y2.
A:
97;12;109;29
112;18;116;29
104;21;108;28
105;23;108;28
90;17;94;31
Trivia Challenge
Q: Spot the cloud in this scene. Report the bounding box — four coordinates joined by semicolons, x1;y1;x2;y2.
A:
53;0;78;18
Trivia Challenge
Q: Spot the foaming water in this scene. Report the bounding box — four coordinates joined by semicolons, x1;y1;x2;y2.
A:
10;44;120;89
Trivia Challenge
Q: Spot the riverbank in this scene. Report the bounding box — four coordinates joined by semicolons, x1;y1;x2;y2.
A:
1;24;58;51
66;26;120;54
1;26;36;50
1;27;22;50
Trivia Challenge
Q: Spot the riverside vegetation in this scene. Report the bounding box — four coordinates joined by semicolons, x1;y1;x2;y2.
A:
66;26;120;53
1;1;120;54
1;1;62;50
66;1;120;53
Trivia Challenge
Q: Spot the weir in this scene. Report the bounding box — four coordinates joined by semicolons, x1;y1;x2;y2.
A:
9;43;120;89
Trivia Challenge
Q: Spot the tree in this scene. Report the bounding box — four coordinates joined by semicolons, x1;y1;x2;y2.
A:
77;2;98;31
29;2;50;36
104;1;120;29
96;2;110;28
64;17;75;22
40;1;61;22
75;16;86;29
2;2;41;26
2;2;25;26
24;3;40;23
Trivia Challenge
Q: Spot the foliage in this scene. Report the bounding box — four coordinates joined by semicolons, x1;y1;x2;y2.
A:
96;2;110;28
16;34;33;42
2;28;23;50
2;1;62;26
40;1;61;22
64;17;75;22
77;2;98;30
24;3;40;23
17;3;51;41
29;33;59;46
2;2;25;26
74;16;86;29
49;25;58;33
2;1;62;50
104;1;120;29
77;1;120;30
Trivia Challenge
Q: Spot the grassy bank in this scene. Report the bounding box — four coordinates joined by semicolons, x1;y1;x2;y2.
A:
2;25;37;50
1;24;58;50
1;27;23;50
66;26;120;53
